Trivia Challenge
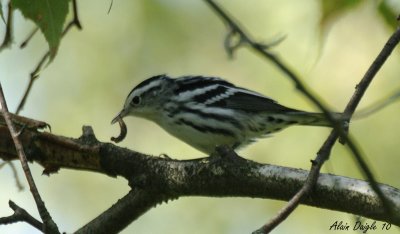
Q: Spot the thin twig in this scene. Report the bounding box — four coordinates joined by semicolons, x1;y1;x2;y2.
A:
7;161;25;191
15;0;82;115
107;0;114;14
0;83;60;233
71;0;82;30
20;27;39;49
355;88;400;118
15;73;39;115
0;200;43;231
0;3;13;50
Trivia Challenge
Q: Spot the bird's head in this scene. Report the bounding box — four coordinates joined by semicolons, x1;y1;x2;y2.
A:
111;74;173;124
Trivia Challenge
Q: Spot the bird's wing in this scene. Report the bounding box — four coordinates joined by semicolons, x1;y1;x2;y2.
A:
210;87;298;113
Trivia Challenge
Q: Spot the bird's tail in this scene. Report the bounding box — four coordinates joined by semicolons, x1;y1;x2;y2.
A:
287;111;345;127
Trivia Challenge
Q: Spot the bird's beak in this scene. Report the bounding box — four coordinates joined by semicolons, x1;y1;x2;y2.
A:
111;109;128;124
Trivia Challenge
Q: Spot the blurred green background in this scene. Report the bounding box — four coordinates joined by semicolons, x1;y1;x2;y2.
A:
1;0;400;233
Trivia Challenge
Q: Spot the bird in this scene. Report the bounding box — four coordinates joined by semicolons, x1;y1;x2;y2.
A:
112;74;339;154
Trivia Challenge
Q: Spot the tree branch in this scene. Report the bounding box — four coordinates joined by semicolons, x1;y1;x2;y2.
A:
0;123;399;232
0;200;43;231
76;188;166;234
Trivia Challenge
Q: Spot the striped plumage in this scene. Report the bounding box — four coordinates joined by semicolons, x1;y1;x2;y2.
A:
112;74;334;154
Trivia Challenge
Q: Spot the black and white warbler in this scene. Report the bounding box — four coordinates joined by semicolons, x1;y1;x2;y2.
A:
112;74;337;154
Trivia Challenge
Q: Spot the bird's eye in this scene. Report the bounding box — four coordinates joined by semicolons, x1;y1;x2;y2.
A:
131;96;141;106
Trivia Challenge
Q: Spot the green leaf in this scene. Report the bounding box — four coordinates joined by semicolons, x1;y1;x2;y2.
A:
378;1;399;30
11;0;70;60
